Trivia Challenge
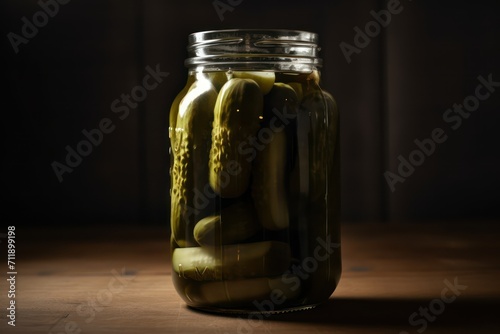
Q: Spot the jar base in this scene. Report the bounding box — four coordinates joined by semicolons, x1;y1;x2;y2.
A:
188;303;319;316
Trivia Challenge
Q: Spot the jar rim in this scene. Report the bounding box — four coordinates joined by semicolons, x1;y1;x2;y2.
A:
185;29;322;71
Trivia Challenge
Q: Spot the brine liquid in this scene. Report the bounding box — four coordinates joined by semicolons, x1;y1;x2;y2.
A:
170;70;341;313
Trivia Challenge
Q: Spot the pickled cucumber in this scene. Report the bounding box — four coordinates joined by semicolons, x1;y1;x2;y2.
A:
183;275;301;307
171;79;218;246
209;78;263;198
287;82;304;102
323;91;339;159
301;90;341;304
206;71;228;91
275;71;320;95
193;200;260;246
171;71;341;310
232;71;275;95
169;75;195;148
172;241;291;281
252;130;289;230
299;89;328;201
263;83;298;122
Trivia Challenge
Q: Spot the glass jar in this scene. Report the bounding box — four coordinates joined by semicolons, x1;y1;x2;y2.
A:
169;29;341;314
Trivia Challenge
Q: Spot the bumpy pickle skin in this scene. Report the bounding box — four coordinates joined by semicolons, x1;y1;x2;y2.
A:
172;241;291;281
193;200;260;246
209;78;263;198
169;75;196;148
171;79;218;247
171;71;341;310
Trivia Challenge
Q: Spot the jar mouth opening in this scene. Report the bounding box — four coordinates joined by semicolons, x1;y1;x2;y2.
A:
185;29;322;71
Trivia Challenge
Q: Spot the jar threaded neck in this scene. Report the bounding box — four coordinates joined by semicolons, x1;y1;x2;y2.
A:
185;29;322;72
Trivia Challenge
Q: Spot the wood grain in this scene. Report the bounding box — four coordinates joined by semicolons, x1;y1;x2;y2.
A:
1;222;499;334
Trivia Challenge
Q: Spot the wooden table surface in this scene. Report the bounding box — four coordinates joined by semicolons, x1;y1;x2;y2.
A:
1;222;499;334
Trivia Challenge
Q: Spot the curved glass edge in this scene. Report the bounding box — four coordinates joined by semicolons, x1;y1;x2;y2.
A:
185;29;322;70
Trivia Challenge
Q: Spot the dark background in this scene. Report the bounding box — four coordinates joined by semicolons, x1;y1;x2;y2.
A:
2;0;499;227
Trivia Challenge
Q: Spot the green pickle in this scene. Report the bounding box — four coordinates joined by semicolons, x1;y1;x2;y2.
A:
252;129;289;231
171;78;218;247
169;75;195;146
193;200;260;246
206;72;228;92
209;78;263;198
183;275;301;308
170;70;340;312
172;241;291;281
231;71;275;95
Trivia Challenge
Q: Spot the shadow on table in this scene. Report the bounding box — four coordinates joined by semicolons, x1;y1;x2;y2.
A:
271;297;500;329
189;297;500;330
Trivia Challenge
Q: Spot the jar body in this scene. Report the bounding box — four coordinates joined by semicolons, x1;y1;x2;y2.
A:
169;30;340;314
